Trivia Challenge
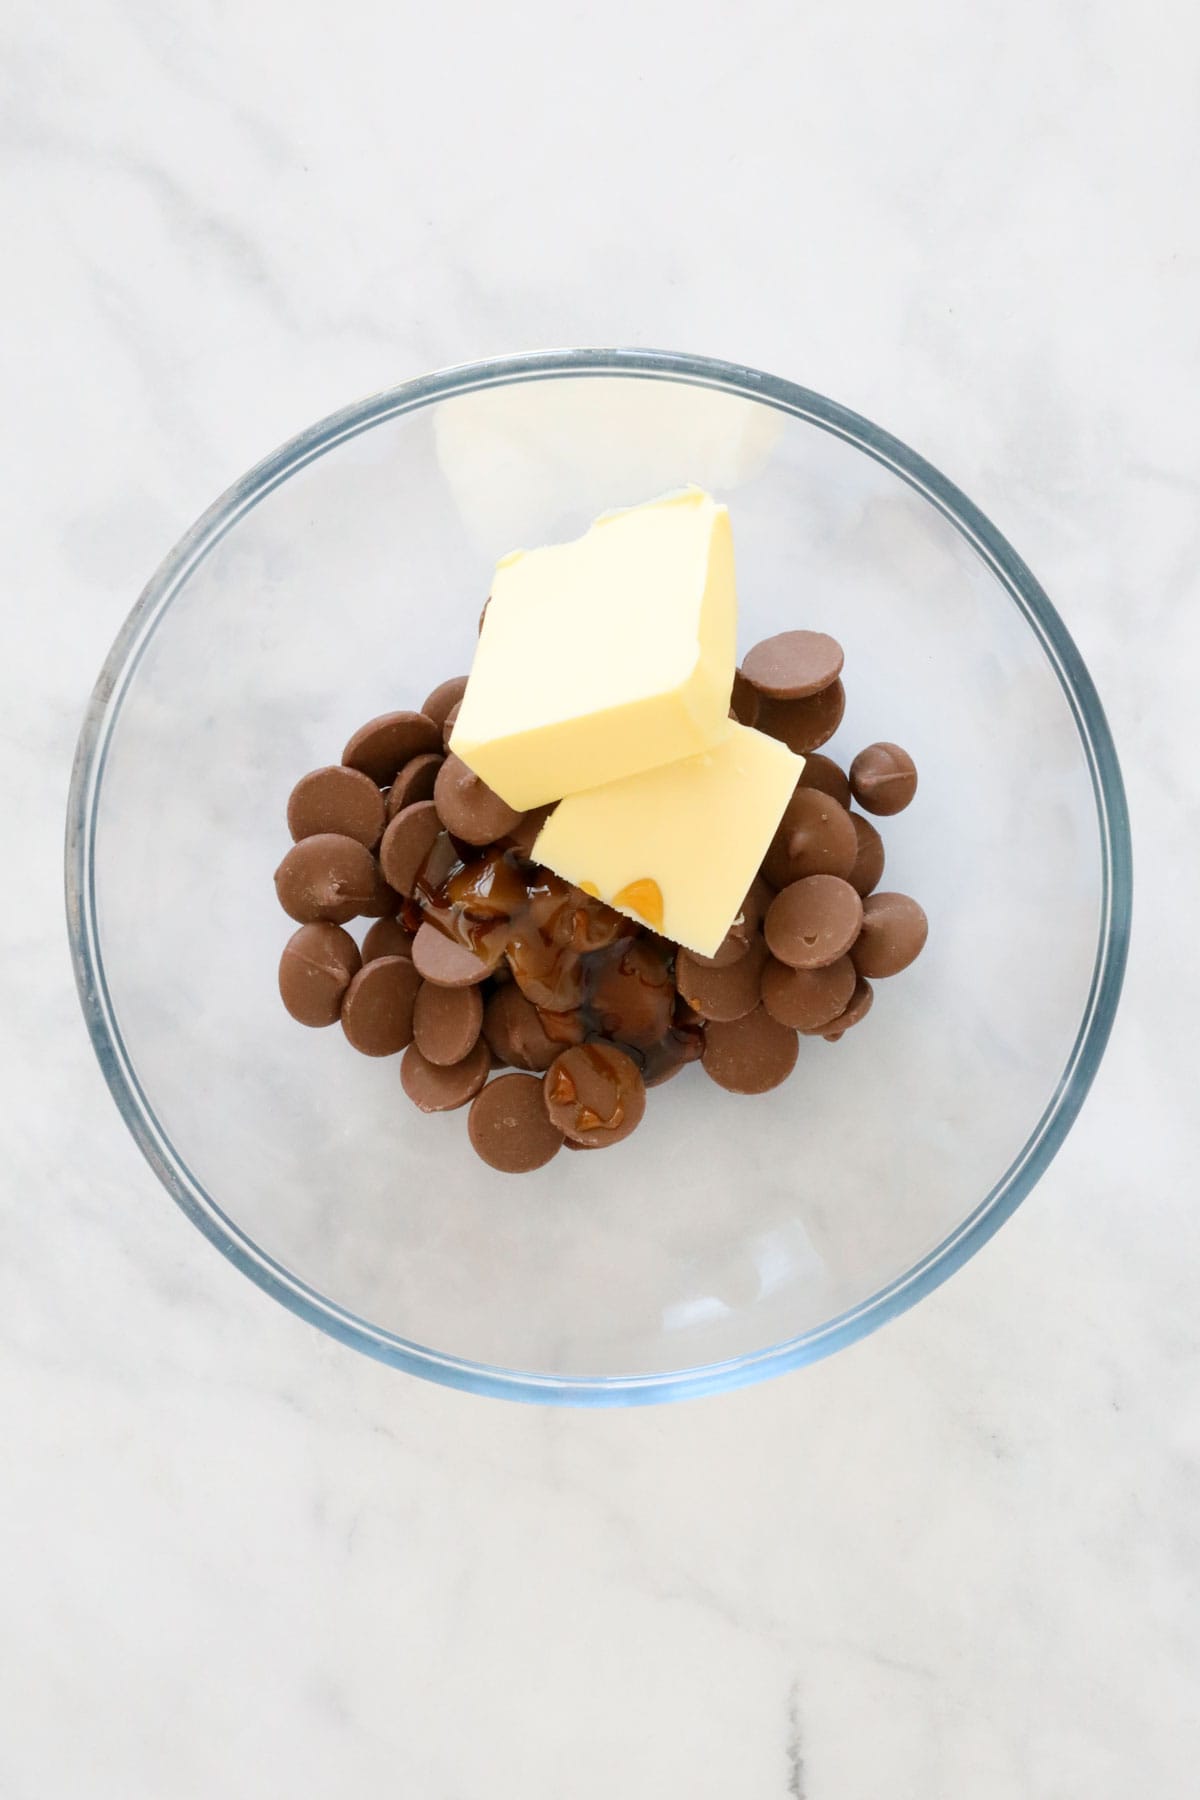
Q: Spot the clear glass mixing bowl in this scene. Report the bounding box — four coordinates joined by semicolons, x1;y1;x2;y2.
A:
66;350;1131;1404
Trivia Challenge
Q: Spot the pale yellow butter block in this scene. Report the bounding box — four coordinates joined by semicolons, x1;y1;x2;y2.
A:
532;723;804;957
450;487;737;810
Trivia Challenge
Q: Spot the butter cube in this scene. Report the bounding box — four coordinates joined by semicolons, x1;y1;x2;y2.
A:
450;487;737;810
532;723;804;957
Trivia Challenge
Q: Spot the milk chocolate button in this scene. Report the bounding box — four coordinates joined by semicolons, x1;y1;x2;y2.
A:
278;923;361;1026
687;878;769;968
702;1006;799;1094
796;753;852;810
847;812;886;897
761;953;856;1031
742;630;844;699
483;985;568;1071
340;955;420;1055
360;860;401;918
730;668;761;727
385;753;443;820
765;876;863;970
507;805;555;861
341;710;441;785
379;799;442;897
758;679;846;754
434;755;524;845
362;916;415;962
421;675;469;730
764;787;858;888
816;976;874;1041
543;1044;646;1148
287;766;386;848
441;702;461;750
468;1073;564;1171
413;980;484;1067
676;935;768;1022
412;920;498;987
402;1037;491;1113
850;892;928;977
850;742;918;815
274;833;379;924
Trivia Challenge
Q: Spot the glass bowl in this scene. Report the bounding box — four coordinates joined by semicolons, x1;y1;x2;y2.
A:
66;349;1131;1405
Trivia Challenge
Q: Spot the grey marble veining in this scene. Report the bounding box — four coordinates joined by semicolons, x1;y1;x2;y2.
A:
2;1;1195;1795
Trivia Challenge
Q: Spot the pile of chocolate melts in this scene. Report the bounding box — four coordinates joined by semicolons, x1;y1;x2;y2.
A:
274;630;927;1174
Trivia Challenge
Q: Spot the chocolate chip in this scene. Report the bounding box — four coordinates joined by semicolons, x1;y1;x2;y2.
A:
441;702;460;751
849;742;918;816
341;710;441;785
757;679;846;753
421;676;469;730
340;955;421;1056
761;952;856;1031
278;923;361;1026
675;935;768;1022
850;892;928;977
814;976;874;1040
274;833;380;924
764;876;863;970
378;799;442;898
361;917;415;962
847;812;886;897
359;860;401;918
412;920;498;987
543;1044;646;1147
730;667;761;726
385;753;444;820
413;980;484;1067
402;1038;491;1113
468;1072;564;1170
434;755;524;846
701;1006;799;1094
483;985;578;1072
763;787;858;888
685;877;768;968
796;753;852;810
287;765;386;848
742;630;845;699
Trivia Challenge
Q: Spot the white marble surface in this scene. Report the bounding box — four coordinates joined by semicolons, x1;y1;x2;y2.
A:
2;2;1196;1794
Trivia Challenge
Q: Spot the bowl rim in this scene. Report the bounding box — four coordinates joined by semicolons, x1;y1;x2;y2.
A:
65;346;1133;1406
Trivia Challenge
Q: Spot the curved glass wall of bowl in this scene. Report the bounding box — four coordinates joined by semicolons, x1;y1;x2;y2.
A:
67;350;1130;1404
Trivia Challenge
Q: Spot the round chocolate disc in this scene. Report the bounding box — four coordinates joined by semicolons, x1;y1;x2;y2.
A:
761;953;857;1031
847;812;886;897
278;923;361;1027
849;742;918;816
434;755;524;845
675;936;768;1023
421;675;469;730
742;630;844;699
687;878;769;969
401;1037;491;1113
484;985;576;1072
413;980;484;1067
341;710;441;785
701;1006;799;1094
361;916;415;962
543;1043;646;1148
359;860;400;918
441;702;461;751
763;787;858;888
468;1072;564;1171
379;799;442;898
385;753;444;820
412;920;498;987
850;892;928;977
813;975;874;1041
274;833;379;924
796;753;852;810
764;876;864;970
340;955;421;1056
730;668;761;727
287;765;386;848
757;680;846;754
